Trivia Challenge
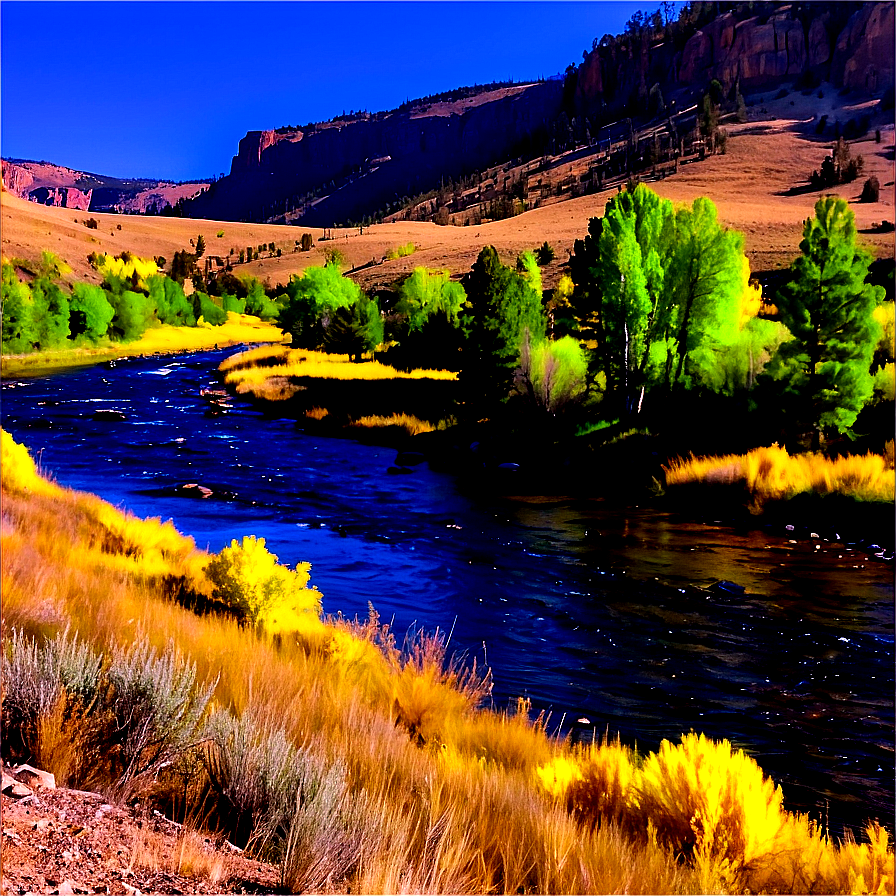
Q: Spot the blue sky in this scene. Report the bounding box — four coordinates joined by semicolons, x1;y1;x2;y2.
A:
1;2;659;181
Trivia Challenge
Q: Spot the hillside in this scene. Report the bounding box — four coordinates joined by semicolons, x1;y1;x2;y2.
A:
179;1;893;228
3;91;893;294
0;158;209;214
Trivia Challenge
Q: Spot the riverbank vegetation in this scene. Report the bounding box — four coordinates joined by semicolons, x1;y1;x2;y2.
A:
1;247;286;375
2;430;893;894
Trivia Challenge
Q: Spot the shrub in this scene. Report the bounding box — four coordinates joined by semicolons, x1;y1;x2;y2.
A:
861;175;880;202
84;218;99;230
635;733;786;880
107;635;215;792
535;241;555;265
217;230;225;238
204;535;322;633
815;114;828;135
300;233;314;252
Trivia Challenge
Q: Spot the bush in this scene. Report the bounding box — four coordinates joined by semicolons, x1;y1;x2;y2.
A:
204;536;322;633
535;241;555;265
107;636;215;792
815;114;828;135
861;175;881;202
300;233;314;252
84;218;99;230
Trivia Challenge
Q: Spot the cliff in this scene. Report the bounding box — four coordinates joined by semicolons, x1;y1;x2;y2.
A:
0;159;208;214
576;1;894;118
185;82;563;226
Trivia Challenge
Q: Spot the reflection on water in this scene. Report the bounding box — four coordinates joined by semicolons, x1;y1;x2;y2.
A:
2;349;893;835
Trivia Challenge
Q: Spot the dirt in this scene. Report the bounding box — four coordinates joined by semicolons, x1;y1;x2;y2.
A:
0;778;280;896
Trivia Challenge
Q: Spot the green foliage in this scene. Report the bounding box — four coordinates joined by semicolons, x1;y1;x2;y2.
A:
30;278;71;348
205;535;321;631
764;196;883;446
192;292;227;327
460;246;547;412
323;247;346;268
195;234;206;259
386;242;416;260
535;241;555;266
108;289;155;341
146;275;196;327
280;265;362;349
1;262;35;353
397;268;466;332
223;293;247;314
518;335;588;414
244;278;279;321
324;294;384;360
70;283;115;341
170;250;197;285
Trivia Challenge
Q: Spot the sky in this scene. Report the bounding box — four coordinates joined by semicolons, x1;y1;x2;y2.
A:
1;1;662;182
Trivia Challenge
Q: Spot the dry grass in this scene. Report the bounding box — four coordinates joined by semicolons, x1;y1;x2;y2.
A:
127;824;229;885
348;412;437;436
1;313;285;378
2;429;892;895
663;444;895;507
220;344;456;386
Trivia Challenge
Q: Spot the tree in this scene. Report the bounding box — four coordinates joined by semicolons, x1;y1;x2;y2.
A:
70;283;115;341
397;268;465;332
763;196;883;447
1;262;34;353
323;294;383;361
280;264;361;349
459;246;546;412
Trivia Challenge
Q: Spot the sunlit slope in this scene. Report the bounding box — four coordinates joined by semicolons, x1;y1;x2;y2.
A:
4;115;892;294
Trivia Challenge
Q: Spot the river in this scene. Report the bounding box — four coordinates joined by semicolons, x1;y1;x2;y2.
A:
2;348;893;836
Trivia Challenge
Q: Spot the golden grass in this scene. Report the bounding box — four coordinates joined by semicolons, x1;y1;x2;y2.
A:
1;313;286;378
2;429;892;895
128;824;229;884
348;412;437;436
663;444;895;506
219;344;456;386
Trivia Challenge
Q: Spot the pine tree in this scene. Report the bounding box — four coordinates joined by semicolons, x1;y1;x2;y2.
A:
765;196;883;447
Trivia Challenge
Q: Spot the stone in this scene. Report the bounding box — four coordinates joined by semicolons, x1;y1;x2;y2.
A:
12;765;56;791
2;772;33;799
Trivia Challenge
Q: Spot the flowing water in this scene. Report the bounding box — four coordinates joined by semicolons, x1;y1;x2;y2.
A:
2;348;893;835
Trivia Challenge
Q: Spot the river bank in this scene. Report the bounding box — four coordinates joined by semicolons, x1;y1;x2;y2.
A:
0;313;285;379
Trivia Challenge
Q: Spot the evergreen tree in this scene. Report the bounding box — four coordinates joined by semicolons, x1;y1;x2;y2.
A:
459;246;546;413
195;234;206;259
764;196;883;447
323;295;383;361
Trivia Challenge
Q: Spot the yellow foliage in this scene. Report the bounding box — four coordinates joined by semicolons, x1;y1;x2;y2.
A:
349;413;436;436
95;253;159;286
664;444;895;505
204;535;322;633
636;733;786;879
737;259;763;327
537;756;583;799
1;428;59;496
567;738;638;829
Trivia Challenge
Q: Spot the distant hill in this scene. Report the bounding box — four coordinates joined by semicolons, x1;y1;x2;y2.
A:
182;0;894;228
0;159;209;214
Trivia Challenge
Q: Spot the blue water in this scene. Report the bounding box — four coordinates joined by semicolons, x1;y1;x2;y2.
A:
2;348;893;835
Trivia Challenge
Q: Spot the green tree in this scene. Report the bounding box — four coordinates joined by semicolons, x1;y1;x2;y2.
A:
397;268;466;332
1;262;34;353
70;283;115;341
244;278;278;320
30;278;70;348
146;275;195;327
195;235;206;259
108;289;154;341
280;264;361;348
192;292;227;327
323;294;384;361
459;246;546;412
764;196;883;447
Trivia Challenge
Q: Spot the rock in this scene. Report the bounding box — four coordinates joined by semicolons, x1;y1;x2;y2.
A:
91;410;127;422
807;14;832;68
707;580;746;595
2;772;33;799
12;764;56;791
831;3;896;91
56;881;76;895
497;462;520;472
387;466;413;475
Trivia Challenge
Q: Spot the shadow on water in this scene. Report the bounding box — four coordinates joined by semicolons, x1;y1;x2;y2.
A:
2;348;893;836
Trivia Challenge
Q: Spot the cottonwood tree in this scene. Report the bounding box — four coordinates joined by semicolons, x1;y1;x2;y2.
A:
764;195;883;448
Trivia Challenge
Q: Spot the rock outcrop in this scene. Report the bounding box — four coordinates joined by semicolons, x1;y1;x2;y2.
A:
831;3;896;92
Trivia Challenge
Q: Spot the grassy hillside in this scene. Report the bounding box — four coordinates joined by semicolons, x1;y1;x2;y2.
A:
2;429;893;894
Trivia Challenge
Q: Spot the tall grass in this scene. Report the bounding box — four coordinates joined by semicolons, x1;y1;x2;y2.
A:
385;242;417;260
663;443;895;506
221;344;456;386
2;430;892;894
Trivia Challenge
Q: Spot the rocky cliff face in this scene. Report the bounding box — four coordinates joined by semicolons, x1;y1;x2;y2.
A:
576;1;893;116
187;82;563;225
